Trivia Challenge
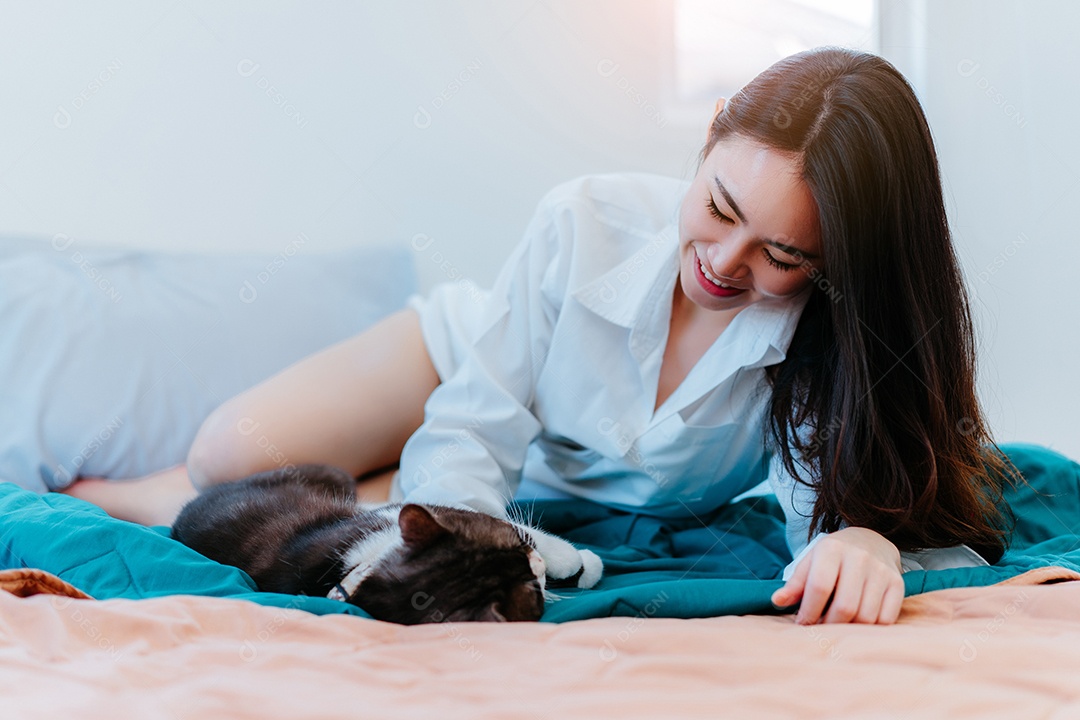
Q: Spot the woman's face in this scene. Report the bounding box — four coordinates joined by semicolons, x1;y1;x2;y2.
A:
677;133;823;316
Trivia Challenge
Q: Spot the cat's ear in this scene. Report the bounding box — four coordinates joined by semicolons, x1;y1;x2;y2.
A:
398;504;448;549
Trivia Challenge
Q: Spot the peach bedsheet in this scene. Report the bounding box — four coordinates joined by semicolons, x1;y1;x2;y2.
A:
1;568;1079;719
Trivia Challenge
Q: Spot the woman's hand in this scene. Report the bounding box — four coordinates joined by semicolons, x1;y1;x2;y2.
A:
771;527;905;625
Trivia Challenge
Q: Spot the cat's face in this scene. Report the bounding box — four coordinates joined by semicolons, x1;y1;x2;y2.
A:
352;504;545;624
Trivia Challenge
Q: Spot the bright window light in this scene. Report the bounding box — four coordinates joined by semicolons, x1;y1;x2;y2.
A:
672;0;878;106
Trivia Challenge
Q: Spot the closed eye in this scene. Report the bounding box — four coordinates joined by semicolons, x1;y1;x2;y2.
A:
705;196;733;224
761;249;800;272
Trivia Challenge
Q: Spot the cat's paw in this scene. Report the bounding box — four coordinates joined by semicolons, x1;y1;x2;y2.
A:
521;525;603;589
577;548;602;589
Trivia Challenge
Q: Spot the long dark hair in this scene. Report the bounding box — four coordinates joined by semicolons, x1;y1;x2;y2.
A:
699;47;1027;564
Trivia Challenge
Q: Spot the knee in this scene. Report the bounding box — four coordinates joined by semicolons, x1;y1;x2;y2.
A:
186;402;261;491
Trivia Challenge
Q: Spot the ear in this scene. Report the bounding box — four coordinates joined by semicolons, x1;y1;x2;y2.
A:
707;97;727;141
398;504;448;549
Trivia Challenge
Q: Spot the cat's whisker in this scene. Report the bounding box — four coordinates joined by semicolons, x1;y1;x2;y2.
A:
542;588;567;603
507;500;527;528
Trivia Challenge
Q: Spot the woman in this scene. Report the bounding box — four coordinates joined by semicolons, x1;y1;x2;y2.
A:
65;46;1023;625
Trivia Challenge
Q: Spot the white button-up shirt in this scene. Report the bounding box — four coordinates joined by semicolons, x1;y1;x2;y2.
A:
397;172;988;579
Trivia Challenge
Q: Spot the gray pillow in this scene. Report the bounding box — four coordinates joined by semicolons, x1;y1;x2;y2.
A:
0;235;417;493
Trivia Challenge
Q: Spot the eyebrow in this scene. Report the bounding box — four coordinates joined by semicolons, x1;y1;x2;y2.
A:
713;175;821;260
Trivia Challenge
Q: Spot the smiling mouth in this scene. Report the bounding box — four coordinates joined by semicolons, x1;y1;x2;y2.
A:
696;254;740;289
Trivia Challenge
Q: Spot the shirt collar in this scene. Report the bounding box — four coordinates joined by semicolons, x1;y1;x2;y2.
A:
742;285;814;368
571;218;681;331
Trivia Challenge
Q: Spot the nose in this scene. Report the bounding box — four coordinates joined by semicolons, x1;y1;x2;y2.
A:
703;240;748;282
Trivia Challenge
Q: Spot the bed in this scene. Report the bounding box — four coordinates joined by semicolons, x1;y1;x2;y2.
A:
2;236;1079;718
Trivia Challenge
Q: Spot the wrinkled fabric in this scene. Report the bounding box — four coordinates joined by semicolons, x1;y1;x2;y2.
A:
1;442;1077;623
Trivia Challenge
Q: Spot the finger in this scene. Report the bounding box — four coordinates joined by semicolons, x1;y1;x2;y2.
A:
796;549;842;624
822;555;870;624
772;552;813;607
851;574;888;624
876;577;906;624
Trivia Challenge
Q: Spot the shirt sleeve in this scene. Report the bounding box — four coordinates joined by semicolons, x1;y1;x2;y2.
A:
769;437;991;581
395;190;568;520
766;436;845;580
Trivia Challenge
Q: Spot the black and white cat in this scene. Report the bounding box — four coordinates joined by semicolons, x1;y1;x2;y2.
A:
171;463;600;624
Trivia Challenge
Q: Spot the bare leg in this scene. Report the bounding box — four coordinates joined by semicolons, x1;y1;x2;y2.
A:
60;308;439;525
61;465;401;527
354;466;399;504
60;465;195;527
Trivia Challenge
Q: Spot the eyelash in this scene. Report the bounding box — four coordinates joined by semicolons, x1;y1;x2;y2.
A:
704;197;800;272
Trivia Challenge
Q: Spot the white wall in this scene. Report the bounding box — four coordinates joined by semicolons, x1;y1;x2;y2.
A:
2;1;1077;458
0;0;702;287
881;0;1080;460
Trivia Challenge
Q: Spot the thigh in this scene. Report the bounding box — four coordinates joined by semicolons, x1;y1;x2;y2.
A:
187;307;440;488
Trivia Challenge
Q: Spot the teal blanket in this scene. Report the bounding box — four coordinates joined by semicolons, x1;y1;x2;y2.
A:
2;442;1077;622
